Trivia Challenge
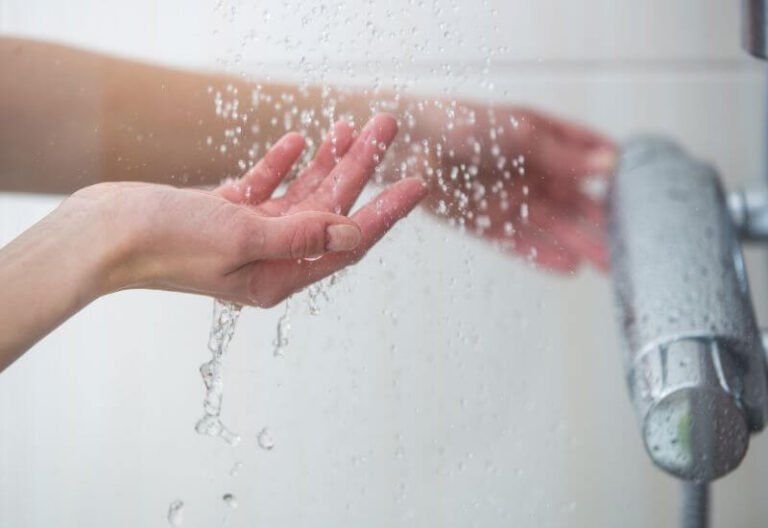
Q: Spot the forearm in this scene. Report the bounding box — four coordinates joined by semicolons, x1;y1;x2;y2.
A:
0;203;110;370
0;37;399;194
0;37;242;192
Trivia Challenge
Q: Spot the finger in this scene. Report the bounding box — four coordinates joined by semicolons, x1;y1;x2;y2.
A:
543;178;606;227
514;107;615;151
216;132;306;204
241;210;362;260
480;195;581;273
515;228;581;272
485;219;579;273
511;109;616;180
307;113;399;214
559;189;606;228
533;135;616;181
337;176;428;258
545;113;615;152
280;120;356;204
526;200;608;271
244;177;428;307
497;227;580;273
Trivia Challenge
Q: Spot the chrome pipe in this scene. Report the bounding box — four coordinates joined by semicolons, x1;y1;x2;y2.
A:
682;482;709;528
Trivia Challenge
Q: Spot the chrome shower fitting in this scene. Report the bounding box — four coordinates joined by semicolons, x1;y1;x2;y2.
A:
605;4;768;528
743;0;768;59
608;138;768;482
727;187;768;241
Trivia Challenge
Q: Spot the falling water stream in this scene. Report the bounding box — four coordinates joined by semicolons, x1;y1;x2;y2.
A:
168;1;532;524
195;299;243;445
167;500;185;526
167;300;244;524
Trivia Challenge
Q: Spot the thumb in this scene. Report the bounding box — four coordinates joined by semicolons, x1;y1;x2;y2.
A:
250;212;362;260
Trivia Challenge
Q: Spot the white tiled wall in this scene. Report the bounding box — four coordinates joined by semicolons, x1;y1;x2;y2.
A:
1;1;767;527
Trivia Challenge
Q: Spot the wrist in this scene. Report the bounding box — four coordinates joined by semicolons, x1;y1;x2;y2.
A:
55;184;141;299
0;191;127;367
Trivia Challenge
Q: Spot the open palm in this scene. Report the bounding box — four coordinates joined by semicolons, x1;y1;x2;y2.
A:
68;114;425;306
210;113;427;305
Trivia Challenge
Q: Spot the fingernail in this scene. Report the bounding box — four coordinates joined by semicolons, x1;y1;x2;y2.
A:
326;224;361;251
587;147;617;173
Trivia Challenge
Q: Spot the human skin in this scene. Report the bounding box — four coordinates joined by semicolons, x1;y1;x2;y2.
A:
0;114;427;372
0;37;616;272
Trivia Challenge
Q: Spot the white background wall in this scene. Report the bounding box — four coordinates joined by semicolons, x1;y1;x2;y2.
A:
1;1;768;527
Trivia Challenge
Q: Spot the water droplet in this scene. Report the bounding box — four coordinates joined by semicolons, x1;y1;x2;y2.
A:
223;493;238;509
167;500;184;526
257;427;275;450
273;299;291;356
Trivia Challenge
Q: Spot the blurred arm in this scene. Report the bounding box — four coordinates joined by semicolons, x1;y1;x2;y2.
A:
0;37;616;273
0;37;376;194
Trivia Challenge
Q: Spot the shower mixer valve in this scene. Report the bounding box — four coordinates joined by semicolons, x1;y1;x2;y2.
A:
608;138;768;482
604;3;768;527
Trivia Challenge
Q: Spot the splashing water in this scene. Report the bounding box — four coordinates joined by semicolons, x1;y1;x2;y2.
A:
274;271;347;355
195;300;242;445
307;270;346;316
273;298;292;356
197;2;535;524
167;500;184;526
306;283;328;316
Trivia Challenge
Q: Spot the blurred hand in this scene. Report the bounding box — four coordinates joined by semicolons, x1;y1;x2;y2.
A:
70;114;426;306
394;101;616;272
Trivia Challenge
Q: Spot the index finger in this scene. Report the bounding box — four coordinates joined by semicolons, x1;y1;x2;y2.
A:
305;113;399;214
511;109;616;179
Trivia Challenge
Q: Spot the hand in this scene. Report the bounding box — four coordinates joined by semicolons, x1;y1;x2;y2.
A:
72;113;426;306
395;101;616;272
